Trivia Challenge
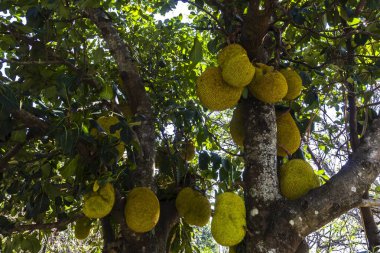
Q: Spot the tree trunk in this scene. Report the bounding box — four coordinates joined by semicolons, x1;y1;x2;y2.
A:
103;200;179;253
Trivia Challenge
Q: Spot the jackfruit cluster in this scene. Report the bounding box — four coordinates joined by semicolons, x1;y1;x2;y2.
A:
124;187;160;233
175;187;211;227
74;217;92;240
83;182;115;219
276;111;301;157
248;64;303;103
279;159;320;200
211;192;246;246
196;44;255;111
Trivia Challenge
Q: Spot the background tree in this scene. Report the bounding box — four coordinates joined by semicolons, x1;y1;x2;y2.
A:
0;0;379;253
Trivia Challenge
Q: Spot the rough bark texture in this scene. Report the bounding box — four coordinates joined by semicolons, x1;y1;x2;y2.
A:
86;8;155;188
243;98;282;252
346;36;380;250
85;8;163;253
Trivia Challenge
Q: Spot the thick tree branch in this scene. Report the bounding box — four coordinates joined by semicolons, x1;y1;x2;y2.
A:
287;117;380;236
85;8;155;187
0;214;82;236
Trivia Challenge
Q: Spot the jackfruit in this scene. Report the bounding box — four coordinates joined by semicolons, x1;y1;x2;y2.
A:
252;63;274;83
94;116;124;157
211;192;246;246
249;71;288;103
276;111;301;157
74;217;92;240
124;187;160;233
180;141;196;161
83;182;115;219
222;54;255;88
196;67;243;111
217;44;247;67
280;68;303;100
176;187;211;227
229;103;248;147
279;159;320;200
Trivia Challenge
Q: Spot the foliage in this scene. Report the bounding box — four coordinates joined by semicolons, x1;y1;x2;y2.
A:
0;0;379;252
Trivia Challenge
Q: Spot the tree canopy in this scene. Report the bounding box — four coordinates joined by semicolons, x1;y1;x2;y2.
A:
0;0;379;253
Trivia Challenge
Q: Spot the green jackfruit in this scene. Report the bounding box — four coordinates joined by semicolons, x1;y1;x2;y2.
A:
276;111;301;157
124;187;160;233
74;217;92;240
176;187;211;227
280;68;303;100
229;103;249;147
196;67;243;111
222;54;255;88
249;71;288;103
217;44;247;67
279;159;320;200
83;182;115;219
211;192;246;246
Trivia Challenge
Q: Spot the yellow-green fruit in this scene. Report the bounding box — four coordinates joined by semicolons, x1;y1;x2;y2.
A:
229;103;248;147
279;159;320;200
252;63;274;83
125;187;160;233
95;116;124;157
222;54;255;88
276;111;301;157
83;183;115;219
196;67;243;111
176;187;211;227
180;142;196;161
211;192;246;246
217;44;247;67
74;217;92;240
280;68;303;100
249;71;288;103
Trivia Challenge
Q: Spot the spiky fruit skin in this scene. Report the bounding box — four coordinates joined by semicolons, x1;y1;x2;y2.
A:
217;44;247;67
83;183;115;219
229;103;248;147
280;68;303;100
249;71;288;103
196;67;243;111
211;192;246;246
176;187;211;227
180;142;196;161
251;63;274;84
279;159;320;200
276;111;301;157
124;187;160;233
222;54;255;88
74;217;92;240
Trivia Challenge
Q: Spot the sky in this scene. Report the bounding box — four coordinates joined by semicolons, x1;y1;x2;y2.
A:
154;1;191;22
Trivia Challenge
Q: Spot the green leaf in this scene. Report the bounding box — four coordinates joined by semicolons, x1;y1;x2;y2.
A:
61;155;79;180
10;129;26;142
100;83;114;100
189;36;203;64
198;151;210;170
